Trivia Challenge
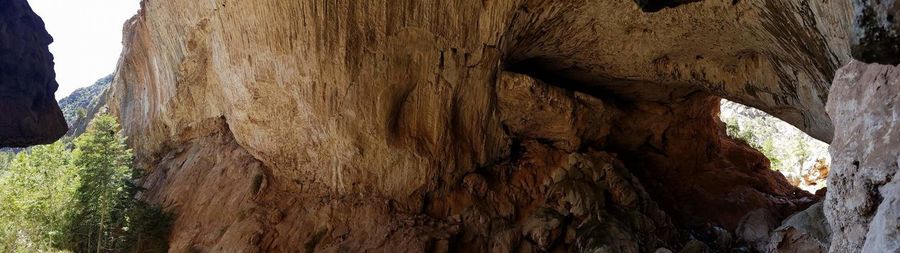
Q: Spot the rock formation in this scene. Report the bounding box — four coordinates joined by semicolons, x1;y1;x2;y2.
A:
0;0;67;147
822;2;900;252
826;61;900;253
99;0;865;251
767;202;831;253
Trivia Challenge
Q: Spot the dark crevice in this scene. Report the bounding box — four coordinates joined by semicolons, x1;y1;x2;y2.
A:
504;58;631;105
852;6;900;65
633;0;705;12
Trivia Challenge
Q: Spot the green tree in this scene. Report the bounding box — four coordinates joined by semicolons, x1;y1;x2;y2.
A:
66;115;171;253
0;142;79;252
68;115;134;252
0;115;171;252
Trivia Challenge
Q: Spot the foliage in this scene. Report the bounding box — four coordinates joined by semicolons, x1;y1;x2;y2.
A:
67;115;136;252
59;74;113;126
0;152;14;171
0;115;171;252
720;100;829;175
65;115;171;253
0;142;79;252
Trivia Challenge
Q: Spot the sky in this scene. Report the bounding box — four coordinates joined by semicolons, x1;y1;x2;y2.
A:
27;0;142;99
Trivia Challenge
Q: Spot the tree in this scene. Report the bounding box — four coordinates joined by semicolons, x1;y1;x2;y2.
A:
0;142;79;252
69;115;134;252
0;115;171;252
66;114;171;253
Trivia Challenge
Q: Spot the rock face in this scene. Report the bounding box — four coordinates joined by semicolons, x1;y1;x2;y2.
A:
826;61;900;253
850;0;900;65
104;0;853;251
767;202;831;253
0;0;67;147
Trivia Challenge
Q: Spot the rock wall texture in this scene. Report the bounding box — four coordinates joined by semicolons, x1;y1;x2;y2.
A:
0;0;67;147
850;0;900;65
104;0;854;251
826;61;900;253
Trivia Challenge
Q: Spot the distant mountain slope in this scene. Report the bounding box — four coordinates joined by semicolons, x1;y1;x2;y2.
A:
57;74;112;136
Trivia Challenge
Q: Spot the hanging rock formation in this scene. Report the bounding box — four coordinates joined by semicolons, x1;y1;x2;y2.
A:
104;0;856;251
0;0;67;147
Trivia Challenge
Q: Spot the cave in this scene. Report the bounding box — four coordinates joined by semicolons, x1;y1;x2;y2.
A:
1;0;899;252
469;63;823;251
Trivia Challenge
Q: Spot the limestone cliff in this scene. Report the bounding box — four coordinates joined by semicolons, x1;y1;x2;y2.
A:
0;0;67;147
105;0;854;252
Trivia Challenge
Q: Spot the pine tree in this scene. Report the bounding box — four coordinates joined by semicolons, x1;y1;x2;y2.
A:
66;114;172;253
69;115;134;253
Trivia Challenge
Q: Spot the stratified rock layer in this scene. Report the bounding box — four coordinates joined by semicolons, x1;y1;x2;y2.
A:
826;61;900;253
0;0;67;147
105;0;851;251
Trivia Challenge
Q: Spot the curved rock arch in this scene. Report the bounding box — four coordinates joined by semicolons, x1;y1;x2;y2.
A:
101;0;857;252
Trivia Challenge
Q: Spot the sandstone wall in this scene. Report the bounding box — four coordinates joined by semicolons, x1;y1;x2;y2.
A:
105;0;853;251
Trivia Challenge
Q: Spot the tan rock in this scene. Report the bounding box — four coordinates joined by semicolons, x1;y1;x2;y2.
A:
101;0;854;251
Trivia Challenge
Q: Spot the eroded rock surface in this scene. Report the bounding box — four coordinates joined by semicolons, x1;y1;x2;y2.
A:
104;0;852;251
0;0;67;147
826;61;900;253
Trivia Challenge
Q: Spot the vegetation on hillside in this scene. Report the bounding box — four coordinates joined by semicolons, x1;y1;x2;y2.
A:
59;74;113;126
0;115;171;252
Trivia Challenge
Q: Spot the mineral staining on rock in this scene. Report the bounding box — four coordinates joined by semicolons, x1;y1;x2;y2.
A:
100;0;862;251
0;0;67;147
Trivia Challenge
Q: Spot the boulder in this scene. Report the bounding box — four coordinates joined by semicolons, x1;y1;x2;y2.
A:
826;61;900;253
767;202;831;253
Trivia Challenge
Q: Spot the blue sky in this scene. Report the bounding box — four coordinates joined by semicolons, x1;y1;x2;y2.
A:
28;0;141;99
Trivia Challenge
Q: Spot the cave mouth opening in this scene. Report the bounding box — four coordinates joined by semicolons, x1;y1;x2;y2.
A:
719;99;830;194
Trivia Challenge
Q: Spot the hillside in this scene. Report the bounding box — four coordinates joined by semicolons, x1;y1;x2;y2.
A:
57;74;112;135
